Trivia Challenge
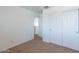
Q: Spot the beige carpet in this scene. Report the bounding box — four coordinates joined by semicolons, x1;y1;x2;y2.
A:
4;35;79;53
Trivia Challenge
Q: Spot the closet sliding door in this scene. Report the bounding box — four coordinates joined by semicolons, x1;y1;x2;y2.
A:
62;9;79;51
50;14;63;45
43;8;79;51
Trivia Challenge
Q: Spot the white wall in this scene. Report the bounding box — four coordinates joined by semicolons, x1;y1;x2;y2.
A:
43;7;79;51
0;6;38;51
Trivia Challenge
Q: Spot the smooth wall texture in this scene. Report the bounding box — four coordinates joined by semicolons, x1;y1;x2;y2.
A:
43;7;79;51
0;7;38;51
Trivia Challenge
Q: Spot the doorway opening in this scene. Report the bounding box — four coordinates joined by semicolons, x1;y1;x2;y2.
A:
34;17;39;39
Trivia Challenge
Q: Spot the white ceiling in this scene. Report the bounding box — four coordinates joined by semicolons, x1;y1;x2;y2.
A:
21;6;79;14
21;6;43;13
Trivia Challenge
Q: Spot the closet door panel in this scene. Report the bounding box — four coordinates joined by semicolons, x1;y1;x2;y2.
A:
50;14;63;45
62;10;79;51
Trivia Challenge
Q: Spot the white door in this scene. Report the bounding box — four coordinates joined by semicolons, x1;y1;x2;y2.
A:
43;9;79;51
62;9;79;51
50;14;63;45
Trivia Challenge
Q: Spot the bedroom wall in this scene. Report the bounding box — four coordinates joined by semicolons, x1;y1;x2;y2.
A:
0;6;38;51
